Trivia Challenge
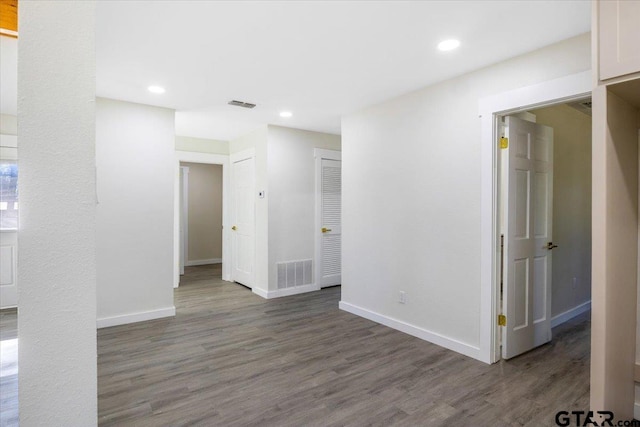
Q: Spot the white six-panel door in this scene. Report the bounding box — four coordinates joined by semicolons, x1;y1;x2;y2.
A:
316;151;342;288
502;116;554;359
230;151;255;288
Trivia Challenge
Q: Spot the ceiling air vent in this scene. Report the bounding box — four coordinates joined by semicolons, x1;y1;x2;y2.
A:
228;100;256;109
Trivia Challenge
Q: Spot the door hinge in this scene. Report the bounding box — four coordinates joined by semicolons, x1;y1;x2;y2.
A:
498;314;506;326
499;137;509;149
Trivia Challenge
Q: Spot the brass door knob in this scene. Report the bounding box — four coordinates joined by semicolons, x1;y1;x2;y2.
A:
321;227;332;233
231;226;237;231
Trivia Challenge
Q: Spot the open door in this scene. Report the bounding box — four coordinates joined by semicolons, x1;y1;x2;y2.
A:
501;116;554;359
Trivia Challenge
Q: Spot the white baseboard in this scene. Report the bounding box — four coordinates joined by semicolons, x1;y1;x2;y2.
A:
551;300;591;328
186;258;222;266
251;286;268;298
97;306;176;329
339;301;481;361
252;284;319;299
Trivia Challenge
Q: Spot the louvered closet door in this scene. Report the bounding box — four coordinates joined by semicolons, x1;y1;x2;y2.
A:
319;159;341;287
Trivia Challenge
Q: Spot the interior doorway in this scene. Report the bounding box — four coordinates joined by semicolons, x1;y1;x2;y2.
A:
173;151;230;289
497;99;592;360
179;162;224;284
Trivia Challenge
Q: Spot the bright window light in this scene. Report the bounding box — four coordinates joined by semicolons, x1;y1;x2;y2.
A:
0;161;18;229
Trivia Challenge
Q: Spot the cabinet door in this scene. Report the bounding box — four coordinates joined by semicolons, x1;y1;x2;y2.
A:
599;0;640;81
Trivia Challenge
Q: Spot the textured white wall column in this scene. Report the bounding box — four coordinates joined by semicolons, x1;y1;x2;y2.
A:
18;2;97;426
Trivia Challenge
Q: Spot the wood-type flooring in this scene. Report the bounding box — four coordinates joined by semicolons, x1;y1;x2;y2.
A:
0;308;18;427
0;264;590;426
97;265;589;426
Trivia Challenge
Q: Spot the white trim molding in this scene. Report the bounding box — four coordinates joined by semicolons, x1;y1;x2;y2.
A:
97;306;176;329
478;70;592;364
550;300;591;328
253;284;319;299
313;148;342;161
339;301;481;361
251;286;269;299
186;258;222;266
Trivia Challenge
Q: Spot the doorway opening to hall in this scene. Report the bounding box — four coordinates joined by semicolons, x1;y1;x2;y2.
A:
179;162;224;287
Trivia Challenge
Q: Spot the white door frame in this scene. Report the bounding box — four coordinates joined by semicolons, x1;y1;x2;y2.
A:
314;148;341;289
174;151;230;288
478;70;591;364
179;165;189;275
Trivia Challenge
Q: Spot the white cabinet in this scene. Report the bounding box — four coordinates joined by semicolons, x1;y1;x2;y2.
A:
598;0;640;81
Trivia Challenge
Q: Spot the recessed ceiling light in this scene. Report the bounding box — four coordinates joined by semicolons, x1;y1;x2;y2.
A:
147;85;166;94
437;39;460;52
279;111;293;118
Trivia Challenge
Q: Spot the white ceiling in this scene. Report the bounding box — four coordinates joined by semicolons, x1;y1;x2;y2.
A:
2;1;591;141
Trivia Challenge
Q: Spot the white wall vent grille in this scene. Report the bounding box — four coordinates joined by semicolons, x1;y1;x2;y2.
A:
277;259;313;289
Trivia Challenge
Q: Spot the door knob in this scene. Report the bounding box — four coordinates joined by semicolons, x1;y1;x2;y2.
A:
232;225;237;231
545;242;558;250
321;227;332;233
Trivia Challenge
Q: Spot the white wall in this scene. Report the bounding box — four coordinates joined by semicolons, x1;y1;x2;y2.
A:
176;135;228;155
267;125;341;290
228;125;341;294
341;33;591;360
96;98;176;327
182;162;223;263
0;114;17;135
533;104;592;320
18;2;98;425
230;126;269;290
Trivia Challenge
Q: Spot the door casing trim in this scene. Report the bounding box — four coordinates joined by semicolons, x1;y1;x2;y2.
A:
478;70;592;363
174;151;230;288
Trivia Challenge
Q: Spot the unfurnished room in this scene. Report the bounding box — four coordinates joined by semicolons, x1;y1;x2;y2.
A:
1;0;640;426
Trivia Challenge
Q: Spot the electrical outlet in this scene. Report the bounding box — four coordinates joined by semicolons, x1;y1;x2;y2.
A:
399;291;406;304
